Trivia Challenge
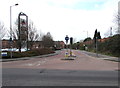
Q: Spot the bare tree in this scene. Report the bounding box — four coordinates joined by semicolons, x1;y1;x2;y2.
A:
114;12;120;34
0;21;6;39
0;21;6;58
42;32;54;48
12;19;40;50
28;20;39;49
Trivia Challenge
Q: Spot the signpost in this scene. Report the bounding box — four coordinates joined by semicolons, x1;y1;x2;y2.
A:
65;35;69;57
18;12;28;52
61;35;75;60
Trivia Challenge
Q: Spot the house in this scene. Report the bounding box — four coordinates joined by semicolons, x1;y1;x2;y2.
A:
2;39;65;50
54;41;65;49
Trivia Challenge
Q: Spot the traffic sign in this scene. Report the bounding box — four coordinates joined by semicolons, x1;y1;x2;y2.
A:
65;37;69;41
65;35;69;43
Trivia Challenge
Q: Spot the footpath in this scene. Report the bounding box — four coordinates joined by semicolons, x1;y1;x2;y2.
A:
0;50;60;62
81;50;120;62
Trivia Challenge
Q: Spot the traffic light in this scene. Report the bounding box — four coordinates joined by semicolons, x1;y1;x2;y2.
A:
70;37;73;45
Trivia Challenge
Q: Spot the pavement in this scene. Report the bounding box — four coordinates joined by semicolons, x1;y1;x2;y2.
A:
80;50;120;62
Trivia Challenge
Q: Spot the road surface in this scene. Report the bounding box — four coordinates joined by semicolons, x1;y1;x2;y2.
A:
1;50;119;86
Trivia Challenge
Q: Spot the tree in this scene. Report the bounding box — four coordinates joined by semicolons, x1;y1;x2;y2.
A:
83;37;92;42
97;32;101;39
114;12;120;34
42;32;54;48
28;20;39;49
0;21;6;39
93;29;101;40
93;29;98;44
12;19;40;50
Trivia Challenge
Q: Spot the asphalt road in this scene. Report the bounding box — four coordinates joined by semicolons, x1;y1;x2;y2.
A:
1;50;119;86
2;68;118;86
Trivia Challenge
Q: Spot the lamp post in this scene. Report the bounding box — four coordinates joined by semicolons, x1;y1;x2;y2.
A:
10;3;18;59
0;36;2;59
83;31;88;38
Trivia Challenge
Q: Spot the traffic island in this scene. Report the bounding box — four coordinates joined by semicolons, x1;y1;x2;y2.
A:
61;56;76;60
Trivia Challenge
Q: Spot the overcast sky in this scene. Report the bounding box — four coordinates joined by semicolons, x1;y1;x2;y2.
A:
0;0;119;42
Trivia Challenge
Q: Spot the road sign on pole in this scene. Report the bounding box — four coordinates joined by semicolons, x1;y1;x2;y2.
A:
65;35;69;44
18;12;28;52
65;35;69;57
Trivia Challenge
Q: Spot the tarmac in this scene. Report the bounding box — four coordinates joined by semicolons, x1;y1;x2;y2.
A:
0;50;119;62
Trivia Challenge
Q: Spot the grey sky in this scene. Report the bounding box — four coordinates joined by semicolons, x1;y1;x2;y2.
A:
0;0;119;42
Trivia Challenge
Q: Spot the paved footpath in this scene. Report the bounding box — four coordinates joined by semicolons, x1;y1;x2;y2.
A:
80;50;119;62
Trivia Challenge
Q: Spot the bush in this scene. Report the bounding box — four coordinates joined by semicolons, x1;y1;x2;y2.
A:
98;34;120;57
82;34;120;57
2;48;55;59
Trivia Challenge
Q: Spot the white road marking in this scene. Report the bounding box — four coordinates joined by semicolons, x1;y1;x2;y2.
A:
22;60;47;67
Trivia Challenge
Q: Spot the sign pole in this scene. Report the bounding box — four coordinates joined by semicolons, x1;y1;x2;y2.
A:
65;35;69;57
18;12;28;52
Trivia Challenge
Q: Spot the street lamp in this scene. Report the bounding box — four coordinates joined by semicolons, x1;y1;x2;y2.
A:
83;31;88;38
10;3;18;58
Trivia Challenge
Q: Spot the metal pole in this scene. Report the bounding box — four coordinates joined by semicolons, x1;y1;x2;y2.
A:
10;4;19;58
26;15;28;51
87;31;88;38
10;6;13;59
70;44;72;56
0;38;2;59
18;13;21;52
65;41;68;57
96;37;98;57
66;42;68;53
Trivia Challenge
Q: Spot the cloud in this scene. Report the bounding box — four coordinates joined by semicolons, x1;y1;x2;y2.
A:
0;0;119;41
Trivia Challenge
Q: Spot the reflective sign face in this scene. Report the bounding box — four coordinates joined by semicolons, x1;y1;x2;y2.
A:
65;37;69;41
65;35;69;41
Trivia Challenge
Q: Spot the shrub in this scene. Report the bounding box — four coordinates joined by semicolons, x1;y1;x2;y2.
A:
2;48;55;59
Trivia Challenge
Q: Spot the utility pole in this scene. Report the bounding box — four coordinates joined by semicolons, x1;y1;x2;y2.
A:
83;31;88;38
